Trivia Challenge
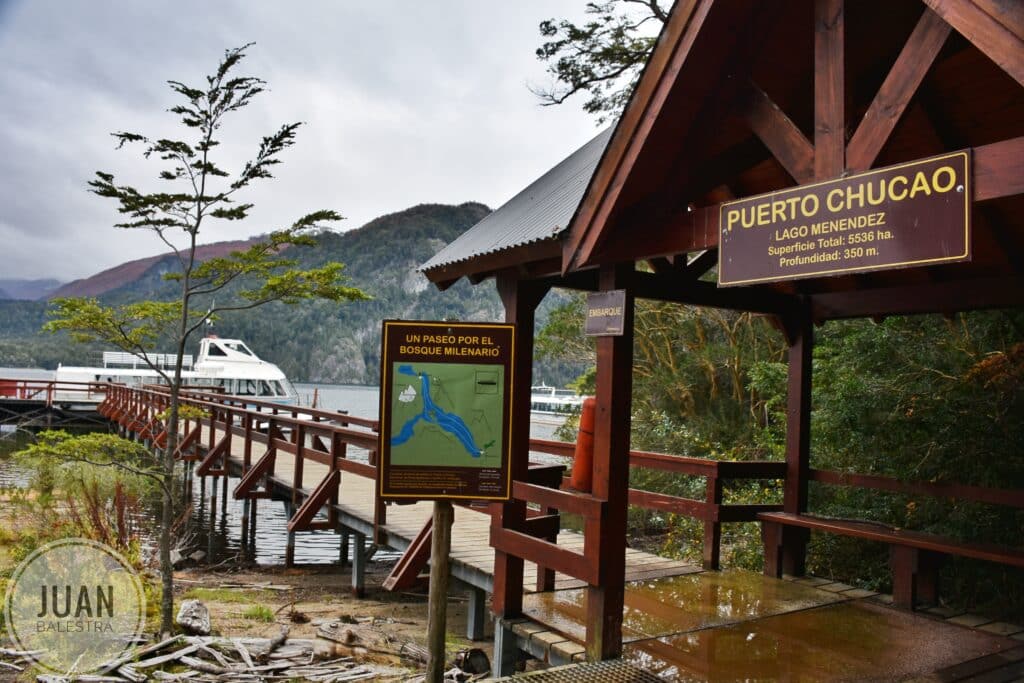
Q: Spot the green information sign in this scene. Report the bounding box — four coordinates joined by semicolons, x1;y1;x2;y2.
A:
378;320;515;501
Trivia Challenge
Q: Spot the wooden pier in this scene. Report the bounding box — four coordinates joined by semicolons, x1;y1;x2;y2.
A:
2;380;1019;679
96;384;709;644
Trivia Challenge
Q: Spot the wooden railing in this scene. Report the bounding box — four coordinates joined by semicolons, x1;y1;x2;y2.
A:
99;384;785;577
0;378;110;405
809;468;1024;509
505;439;786;574
99;384;387;552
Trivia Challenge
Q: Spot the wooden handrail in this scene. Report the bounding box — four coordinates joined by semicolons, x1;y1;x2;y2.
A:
102;383;786;572
809;468;1024;509
0;377;112;404
142;383;379;430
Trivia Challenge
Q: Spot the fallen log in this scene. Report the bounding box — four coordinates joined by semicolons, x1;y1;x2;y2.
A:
254;625;290;662
133;644;201;669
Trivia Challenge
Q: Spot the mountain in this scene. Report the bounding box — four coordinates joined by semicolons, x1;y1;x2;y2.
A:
51;240;260;298
0;279;64;300
0;203;583;386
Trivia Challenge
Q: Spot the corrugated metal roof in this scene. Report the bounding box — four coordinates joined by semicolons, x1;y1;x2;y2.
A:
420;127;613;273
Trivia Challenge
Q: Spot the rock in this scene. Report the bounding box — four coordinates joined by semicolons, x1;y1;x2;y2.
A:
188;550;206;562
175;599;211;635
455;648;490;675
169;549;183;566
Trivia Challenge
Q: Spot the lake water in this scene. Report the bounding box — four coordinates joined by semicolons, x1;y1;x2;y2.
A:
0;380;568;566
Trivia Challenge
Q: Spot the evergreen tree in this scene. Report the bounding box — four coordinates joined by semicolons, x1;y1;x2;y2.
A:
45;44;368;634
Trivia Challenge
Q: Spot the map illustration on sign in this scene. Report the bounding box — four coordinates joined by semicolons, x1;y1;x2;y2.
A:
388;361;504;468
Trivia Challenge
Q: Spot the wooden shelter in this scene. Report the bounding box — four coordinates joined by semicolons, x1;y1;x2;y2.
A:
423;0;1024;671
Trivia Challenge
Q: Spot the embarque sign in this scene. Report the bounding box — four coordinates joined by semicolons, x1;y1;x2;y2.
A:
378;320;515;501
718;151;970;287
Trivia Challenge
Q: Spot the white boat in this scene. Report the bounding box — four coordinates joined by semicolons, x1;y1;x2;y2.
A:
530;383;583;414
54;336;298;404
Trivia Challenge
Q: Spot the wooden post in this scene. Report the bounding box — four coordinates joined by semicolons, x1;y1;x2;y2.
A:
586;263;634;661
491;275;548;619
241;498;250;543
247;498;258;553
285;501;296;567
467;586;487;641
703;474;723;570
426;500;454;682
339;529;350;566
351;530;367;597
243;414;253;471
784;306;813;515
781;305;813;576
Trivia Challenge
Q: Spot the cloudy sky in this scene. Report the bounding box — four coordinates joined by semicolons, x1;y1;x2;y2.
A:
0;1;601;280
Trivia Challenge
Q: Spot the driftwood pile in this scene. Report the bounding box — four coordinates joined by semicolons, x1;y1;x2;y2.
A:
0;646;44;673
316;621;489;682
19;628;379;682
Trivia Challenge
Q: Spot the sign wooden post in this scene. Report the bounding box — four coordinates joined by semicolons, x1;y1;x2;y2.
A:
378;320;516;680
425;500;454;682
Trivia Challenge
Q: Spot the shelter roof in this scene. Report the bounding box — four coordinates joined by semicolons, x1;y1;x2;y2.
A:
426;0;1024;321
420;128;612;288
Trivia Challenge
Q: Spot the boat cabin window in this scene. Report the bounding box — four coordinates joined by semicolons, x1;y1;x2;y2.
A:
207;344;227;357
223;342;254;356
237;379;258;396
272;381;285;396
259;380;273;396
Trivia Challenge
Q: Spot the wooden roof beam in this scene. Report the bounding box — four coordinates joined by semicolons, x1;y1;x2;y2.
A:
811;275;1024;320
975;136;1024;201
814;0;846;180
846;8;952;172
628;270;798;316
923;0;1024;88
739;81;815;184
563;0;729;273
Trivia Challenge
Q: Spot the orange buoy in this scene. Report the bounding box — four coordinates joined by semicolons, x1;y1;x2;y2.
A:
570;397;596;493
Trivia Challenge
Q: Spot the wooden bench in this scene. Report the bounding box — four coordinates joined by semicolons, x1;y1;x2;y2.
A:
758;511;1024;610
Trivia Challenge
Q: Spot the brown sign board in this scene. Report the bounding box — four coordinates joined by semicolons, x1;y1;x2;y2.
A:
718;151;971;287
378;320;515;501
584;289;627;336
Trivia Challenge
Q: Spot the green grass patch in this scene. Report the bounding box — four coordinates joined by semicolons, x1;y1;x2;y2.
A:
182;587;274;604
242;604;275;622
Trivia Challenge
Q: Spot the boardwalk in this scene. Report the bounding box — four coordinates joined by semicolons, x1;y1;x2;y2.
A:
95;386;1024;680
196;422;699;595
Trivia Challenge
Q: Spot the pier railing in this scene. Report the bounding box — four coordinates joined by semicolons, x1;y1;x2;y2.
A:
0;378;110;405
502;439;785;581
99;384;784;578
99;384;387;555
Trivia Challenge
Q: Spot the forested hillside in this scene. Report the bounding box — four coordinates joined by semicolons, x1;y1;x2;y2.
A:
0;202;582;385
0;279;62;301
